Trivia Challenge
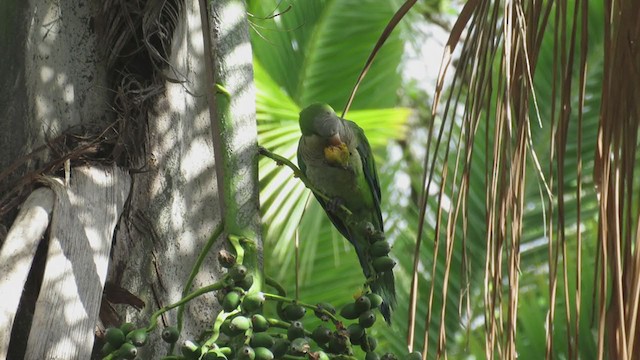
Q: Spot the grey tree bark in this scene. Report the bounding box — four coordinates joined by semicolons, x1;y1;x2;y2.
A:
0;0;259;358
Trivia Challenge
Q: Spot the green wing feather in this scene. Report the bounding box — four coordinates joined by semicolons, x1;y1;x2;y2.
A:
348;121;396;323
347;120;383;231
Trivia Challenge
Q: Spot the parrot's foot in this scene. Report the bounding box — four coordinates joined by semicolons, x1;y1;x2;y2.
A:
361;222;385;243
364;274;379;287
326;197;345;215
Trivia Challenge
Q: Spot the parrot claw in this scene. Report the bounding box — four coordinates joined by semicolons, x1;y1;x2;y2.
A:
364;274;379;287
363;222;376;235
369;230;386;243
326;197;345;215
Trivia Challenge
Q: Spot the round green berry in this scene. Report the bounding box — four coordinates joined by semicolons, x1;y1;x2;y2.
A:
119;322;136;336
371;241;391;257
251;314;270;332
118;343;138;359
365;352;381;360
241;292;265;313
222;291;241;312
355;295;372;313
340;303;359;319
287;321;305;341
229;264;248;281
311;325;332;345
230;315;252;332
250;333;275;348
361;335;378;352
372;256;396;272
237;345;256;360
237;274;254;291
366;293;383;309
105;327;125;348
125;328;148;346
270;338;290;358
359;310;377;328
254;347;275;360
314;302;336;321
162;326;180;343
283;303;306;321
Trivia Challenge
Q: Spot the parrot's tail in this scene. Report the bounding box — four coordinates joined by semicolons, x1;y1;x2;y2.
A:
370;270;396;325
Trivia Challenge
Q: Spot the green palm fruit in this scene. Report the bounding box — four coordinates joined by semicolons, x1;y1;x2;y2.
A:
220;319;238;337
162;326;180;343
230;316;251;332
314;302;336;321
359;310;377;328
251;314;270;332
361;335;378;352
100;342;115;356
287;321;305;340
365;352;381;360
119;322;136;336
340;303;359;319
283;303;306;321
381;353;399;360
355;295;372;313
311;325;332;345
117;343;138;359
347;324;365;344
271;338;290;358
241;292;265;313
254;347;275;360
250;333;275;349
370;241;391;257
237;345;256;360
125;328;148;346
407;351;422;359
327;333;350;355
366;293;383;309
105;327;125;348
372;256;396;273
237;275;254;291
229;264;248;281
222;291;241;312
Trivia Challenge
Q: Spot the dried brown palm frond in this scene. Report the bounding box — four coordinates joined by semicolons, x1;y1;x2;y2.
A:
99;0;184;165
594;1;640;359
405;0;639;359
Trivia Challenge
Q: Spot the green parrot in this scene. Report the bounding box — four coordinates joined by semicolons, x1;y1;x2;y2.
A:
297;103;396;324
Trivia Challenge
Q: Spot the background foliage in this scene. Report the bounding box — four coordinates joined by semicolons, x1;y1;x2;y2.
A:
248;0;640;359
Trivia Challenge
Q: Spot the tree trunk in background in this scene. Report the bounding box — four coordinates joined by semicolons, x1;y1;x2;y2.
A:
0;0;259;358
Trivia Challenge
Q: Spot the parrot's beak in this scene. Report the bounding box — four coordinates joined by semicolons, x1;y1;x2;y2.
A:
328;133;342;146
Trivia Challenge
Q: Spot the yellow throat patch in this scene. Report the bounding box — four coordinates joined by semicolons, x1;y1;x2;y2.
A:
324;143;350;167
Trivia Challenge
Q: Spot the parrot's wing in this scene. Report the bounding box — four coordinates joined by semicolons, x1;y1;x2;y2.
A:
297;139;352;240
296;143;306;176
347;120;384;232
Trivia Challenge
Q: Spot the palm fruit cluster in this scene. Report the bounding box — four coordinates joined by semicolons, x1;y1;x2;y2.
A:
99;248;419;360
100;323;149;359
362;223;395;275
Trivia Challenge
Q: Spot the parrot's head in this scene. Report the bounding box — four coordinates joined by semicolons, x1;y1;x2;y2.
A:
299;103;350;167
299;103;342;145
